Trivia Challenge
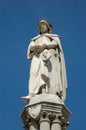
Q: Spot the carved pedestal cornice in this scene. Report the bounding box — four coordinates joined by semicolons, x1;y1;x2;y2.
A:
21;99;71;130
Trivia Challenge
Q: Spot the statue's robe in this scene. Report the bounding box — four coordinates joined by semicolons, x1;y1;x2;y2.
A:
27;33;67;101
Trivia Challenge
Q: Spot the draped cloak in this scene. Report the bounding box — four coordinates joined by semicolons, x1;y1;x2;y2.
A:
27;33;67;101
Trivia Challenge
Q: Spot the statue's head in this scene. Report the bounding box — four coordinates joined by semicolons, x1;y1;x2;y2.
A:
38;18;52;34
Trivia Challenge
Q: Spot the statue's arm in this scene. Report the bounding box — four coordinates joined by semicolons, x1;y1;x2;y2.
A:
43;37;61;52
27;40;45;59
52;37;62;53
27;41;35;59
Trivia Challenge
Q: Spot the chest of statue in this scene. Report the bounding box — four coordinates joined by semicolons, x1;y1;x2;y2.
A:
35;35;51;45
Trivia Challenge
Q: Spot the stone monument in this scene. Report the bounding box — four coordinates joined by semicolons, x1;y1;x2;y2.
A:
21;19;71;130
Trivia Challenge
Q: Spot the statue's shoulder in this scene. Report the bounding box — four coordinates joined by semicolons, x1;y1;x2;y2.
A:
29;33;61;42
30;34;41;41
44;33;61;39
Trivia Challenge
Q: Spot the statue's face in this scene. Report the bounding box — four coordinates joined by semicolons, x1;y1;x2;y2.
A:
39;22;48;34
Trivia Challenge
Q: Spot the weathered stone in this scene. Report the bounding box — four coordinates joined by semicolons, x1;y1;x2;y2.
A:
21;94;71;130
21;19;71;130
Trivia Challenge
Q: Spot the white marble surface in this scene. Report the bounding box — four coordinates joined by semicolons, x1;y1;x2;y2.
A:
27;93;64;106
26;19;67;102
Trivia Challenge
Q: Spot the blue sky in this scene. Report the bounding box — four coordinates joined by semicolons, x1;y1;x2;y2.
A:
0;0;86;130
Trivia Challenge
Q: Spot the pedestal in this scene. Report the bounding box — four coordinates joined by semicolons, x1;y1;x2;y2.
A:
21;93;71;130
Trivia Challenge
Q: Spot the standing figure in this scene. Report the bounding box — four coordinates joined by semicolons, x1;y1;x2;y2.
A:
25;19;67;101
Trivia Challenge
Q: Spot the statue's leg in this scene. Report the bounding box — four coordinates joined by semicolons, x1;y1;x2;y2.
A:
42;84;46;93
45;84;49;93
41;84;49;93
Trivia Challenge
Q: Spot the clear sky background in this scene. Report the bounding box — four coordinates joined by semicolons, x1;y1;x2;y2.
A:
0;0;86;130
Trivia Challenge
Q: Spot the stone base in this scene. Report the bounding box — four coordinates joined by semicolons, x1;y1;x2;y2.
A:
21;94;71;130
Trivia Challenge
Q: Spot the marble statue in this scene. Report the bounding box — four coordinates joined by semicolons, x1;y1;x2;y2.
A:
21;19;71;130
22;19;67;102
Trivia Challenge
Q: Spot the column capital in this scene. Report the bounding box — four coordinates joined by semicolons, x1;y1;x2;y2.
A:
21;97;71;130
39;111;51;123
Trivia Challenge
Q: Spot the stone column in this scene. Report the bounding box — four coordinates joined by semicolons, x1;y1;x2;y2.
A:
39;111;51;130
21;113;38;130
21;94;71;130
51;114;61;130
29;121;38;130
